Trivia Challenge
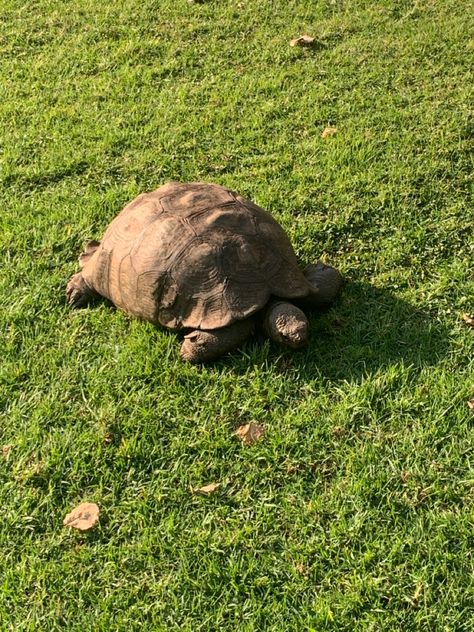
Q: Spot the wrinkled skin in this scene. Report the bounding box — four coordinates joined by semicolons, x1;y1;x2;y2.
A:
180;319;256;363
263;301;309;350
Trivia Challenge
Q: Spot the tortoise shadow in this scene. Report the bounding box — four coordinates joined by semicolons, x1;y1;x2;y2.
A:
64;277;450;383
228;280;451;382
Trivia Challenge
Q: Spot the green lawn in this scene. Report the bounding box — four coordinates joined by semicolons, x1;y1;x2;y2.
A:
1;0;473;629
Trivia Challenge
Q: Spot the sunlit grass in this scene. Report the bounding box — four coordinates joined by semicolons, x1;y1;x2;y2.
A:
0;1;473;629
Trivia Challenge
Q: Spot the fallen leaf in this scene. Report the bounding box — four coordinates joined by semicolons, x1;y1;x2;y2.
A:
468;399;474;410
63;502;100;531
461;313;474;327
2;444;12;458
321;126;337;138
235;422;265;445
191;482;220;495
290;35;315;47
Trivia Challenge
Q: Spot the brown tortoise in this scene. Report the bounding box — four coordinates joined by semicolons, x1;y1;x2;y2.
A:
66;182;343;362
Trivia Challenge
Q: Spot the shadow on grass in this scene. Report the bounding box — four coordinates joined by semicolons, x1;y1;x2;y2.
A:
2;160;90;192
62;277;450;383
231;280;451;382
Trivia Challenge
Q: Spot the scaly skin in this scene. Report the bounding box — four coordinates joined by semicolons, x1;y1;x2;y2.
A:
66;272;97;308
263;300;309;349
180;319;255;363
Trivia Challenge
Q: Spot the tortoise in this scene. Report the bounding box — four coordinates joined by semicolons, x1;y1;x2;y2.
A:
66;182;342;362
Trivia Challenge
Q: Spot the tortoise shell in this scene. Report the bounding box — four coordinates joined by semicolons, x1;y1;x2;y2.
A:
81;182;312;330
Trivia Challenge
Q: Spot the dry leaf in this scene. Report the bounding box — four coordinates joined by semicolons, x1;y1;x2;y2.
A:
461;313;474;327
321;126;337;138
63;502;100;531
2;444;12;458
191;482;220;495
235;422;265;445
290;35;315;47
468;399;474;410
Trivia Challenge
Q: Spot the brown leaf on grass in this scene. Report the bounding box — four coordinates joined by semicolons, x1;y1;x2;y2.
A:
321;126;337;138
290;35;315;47
467;399;474;411
2;444;12;458
191;482;221;495
63;502;100;531
235;422;265;445
461;313;474;327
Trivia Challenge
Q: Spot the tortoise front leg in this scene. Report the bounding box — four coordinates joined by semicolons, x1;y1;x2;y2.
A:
263;300;309;349
302;261;343;310
180;319;255;363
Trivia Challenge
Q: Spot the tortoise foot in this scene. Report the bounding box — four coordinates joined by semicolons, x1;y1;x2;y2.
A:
66;272;97;308
180;319;255;363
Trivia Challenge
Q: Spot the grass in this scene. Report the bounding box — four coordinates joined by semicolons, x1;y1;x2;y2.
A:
1;0;473;629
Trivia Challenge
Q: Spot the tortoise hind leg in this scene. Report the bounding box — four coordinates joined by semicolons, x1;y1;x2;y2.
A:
66;240;101;307
66;272;98;308
180;319;255;363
